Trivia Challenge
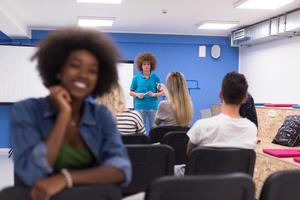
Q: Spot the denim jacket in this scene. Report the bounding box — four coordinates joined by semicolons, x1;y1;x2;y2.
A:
11;97;132;186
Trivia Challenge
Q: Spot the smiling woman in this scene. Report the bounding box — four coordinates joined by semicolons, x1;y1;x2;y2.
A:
10;27;132;200
57;49;99;100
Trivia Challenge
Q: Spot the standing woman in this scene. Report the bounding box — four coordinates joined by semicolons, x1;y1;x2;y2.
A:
11;27;131;200
155;72;193;127
129;52;163;132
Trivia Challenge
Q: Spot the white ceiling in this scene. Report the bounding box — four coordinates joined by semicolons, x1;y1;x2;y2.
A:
1;0;300;38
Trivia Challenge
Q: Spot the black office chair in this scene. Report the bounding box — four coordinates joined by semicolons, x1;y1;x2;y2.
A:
0;184;122;200
161;131;189;164
145;173;255;200
259;170;300;200
185;147;256;177
149;126;189;143
121;134;150;144
1;171;122;200
122;144;174;196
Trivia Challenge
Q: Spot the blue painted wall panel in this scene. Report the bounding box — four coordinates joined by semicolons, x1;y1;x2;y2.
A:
110;33;238;124
0;30;238;147
0;105;12;147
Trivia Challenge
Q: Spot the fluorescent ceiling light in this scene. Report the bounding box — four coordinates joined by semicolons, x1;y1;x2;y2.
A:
235;0;294;10
78;18;114;27
197;22;238;30
77;0;122;4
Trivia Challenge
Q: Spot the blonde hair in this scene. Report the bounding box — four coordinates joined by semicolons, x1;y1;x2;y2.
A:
166;72;193;127
96;83;125;117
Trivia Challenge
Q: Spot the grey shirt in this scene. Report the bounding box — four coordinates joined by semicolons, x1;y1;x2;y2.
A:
155;100;179;126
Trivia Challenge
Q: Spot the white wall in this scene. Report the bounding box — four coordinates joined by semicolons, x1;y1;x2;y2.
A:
239;36;300;104
0;149;14;190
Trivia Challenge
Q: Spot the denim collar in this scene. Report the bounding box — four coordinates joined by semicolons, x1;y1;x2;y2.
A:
43;97;96;126
43;97;56;118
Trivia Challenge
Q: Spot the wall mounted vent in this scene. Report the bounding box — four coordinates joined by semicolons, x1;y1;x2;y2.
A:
233;29;246;40
231;29;250;46
231;9;300;47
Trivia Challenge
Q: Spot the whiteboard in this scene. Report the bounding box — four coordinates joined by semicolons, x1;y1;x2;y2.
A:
0;45;133;108
118;62;134;108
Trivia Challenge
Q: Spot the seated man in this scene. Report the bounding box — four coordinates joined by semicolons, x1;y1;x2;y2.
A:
187;72;257;154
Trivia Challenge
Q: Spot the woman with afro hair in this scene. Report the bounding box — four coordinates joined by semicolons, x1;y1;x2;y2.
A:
10;27;131;200
129;52;163;133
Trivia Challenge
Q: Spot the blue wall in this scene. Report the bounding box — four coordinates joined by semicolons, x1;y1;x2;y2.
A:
0;105;12;147
0;30;238;147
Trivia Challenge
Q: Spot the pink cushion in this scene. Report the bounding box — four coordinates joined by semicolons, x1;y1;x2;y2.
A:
264;103;295;107
263;149;300;157
294;157;300;163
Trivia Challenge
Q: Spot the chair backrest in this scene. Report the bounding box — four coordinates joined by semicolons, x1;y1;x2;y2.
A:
12;169;122;200
259;170;300;200
185;147;256;176
0;185;122;200
121;134;150;144
122;144;174;196
161;131;189;164
145;173;255;200
149;126;189;143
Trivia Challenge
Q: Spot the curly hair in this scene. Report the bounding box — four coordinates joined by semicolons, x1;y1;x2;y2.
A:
32;27;119;97
135;52;157;71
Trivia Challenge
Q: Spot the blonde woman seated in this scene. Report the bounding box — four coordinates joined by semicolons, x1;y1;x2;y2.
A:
97;84;146;135
155;72;193;127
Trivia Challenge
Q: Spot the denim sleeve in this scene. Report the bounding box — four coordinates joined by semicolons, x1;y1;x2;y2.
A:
100;109;132;186
11;101;53;186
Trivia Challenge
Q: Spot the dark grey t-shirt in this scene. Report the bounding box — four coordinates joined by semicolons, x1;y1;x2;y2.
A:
155;100;178;126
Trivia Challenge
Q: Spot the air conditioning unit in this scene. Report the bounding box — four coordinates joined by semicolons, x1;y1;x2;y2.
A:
286;9;300;33
232;20;271;46
231;10;300;47
233;29;246;40
231;29;250;46
271;15;294;36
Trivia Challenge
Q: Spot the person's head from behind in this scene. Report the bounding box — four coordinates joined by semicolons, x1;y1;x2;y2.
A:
135;52;157;73
221;71;248;105
32;27;119;100
166;72;189;99
166;72;193;127
96;83;125;117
